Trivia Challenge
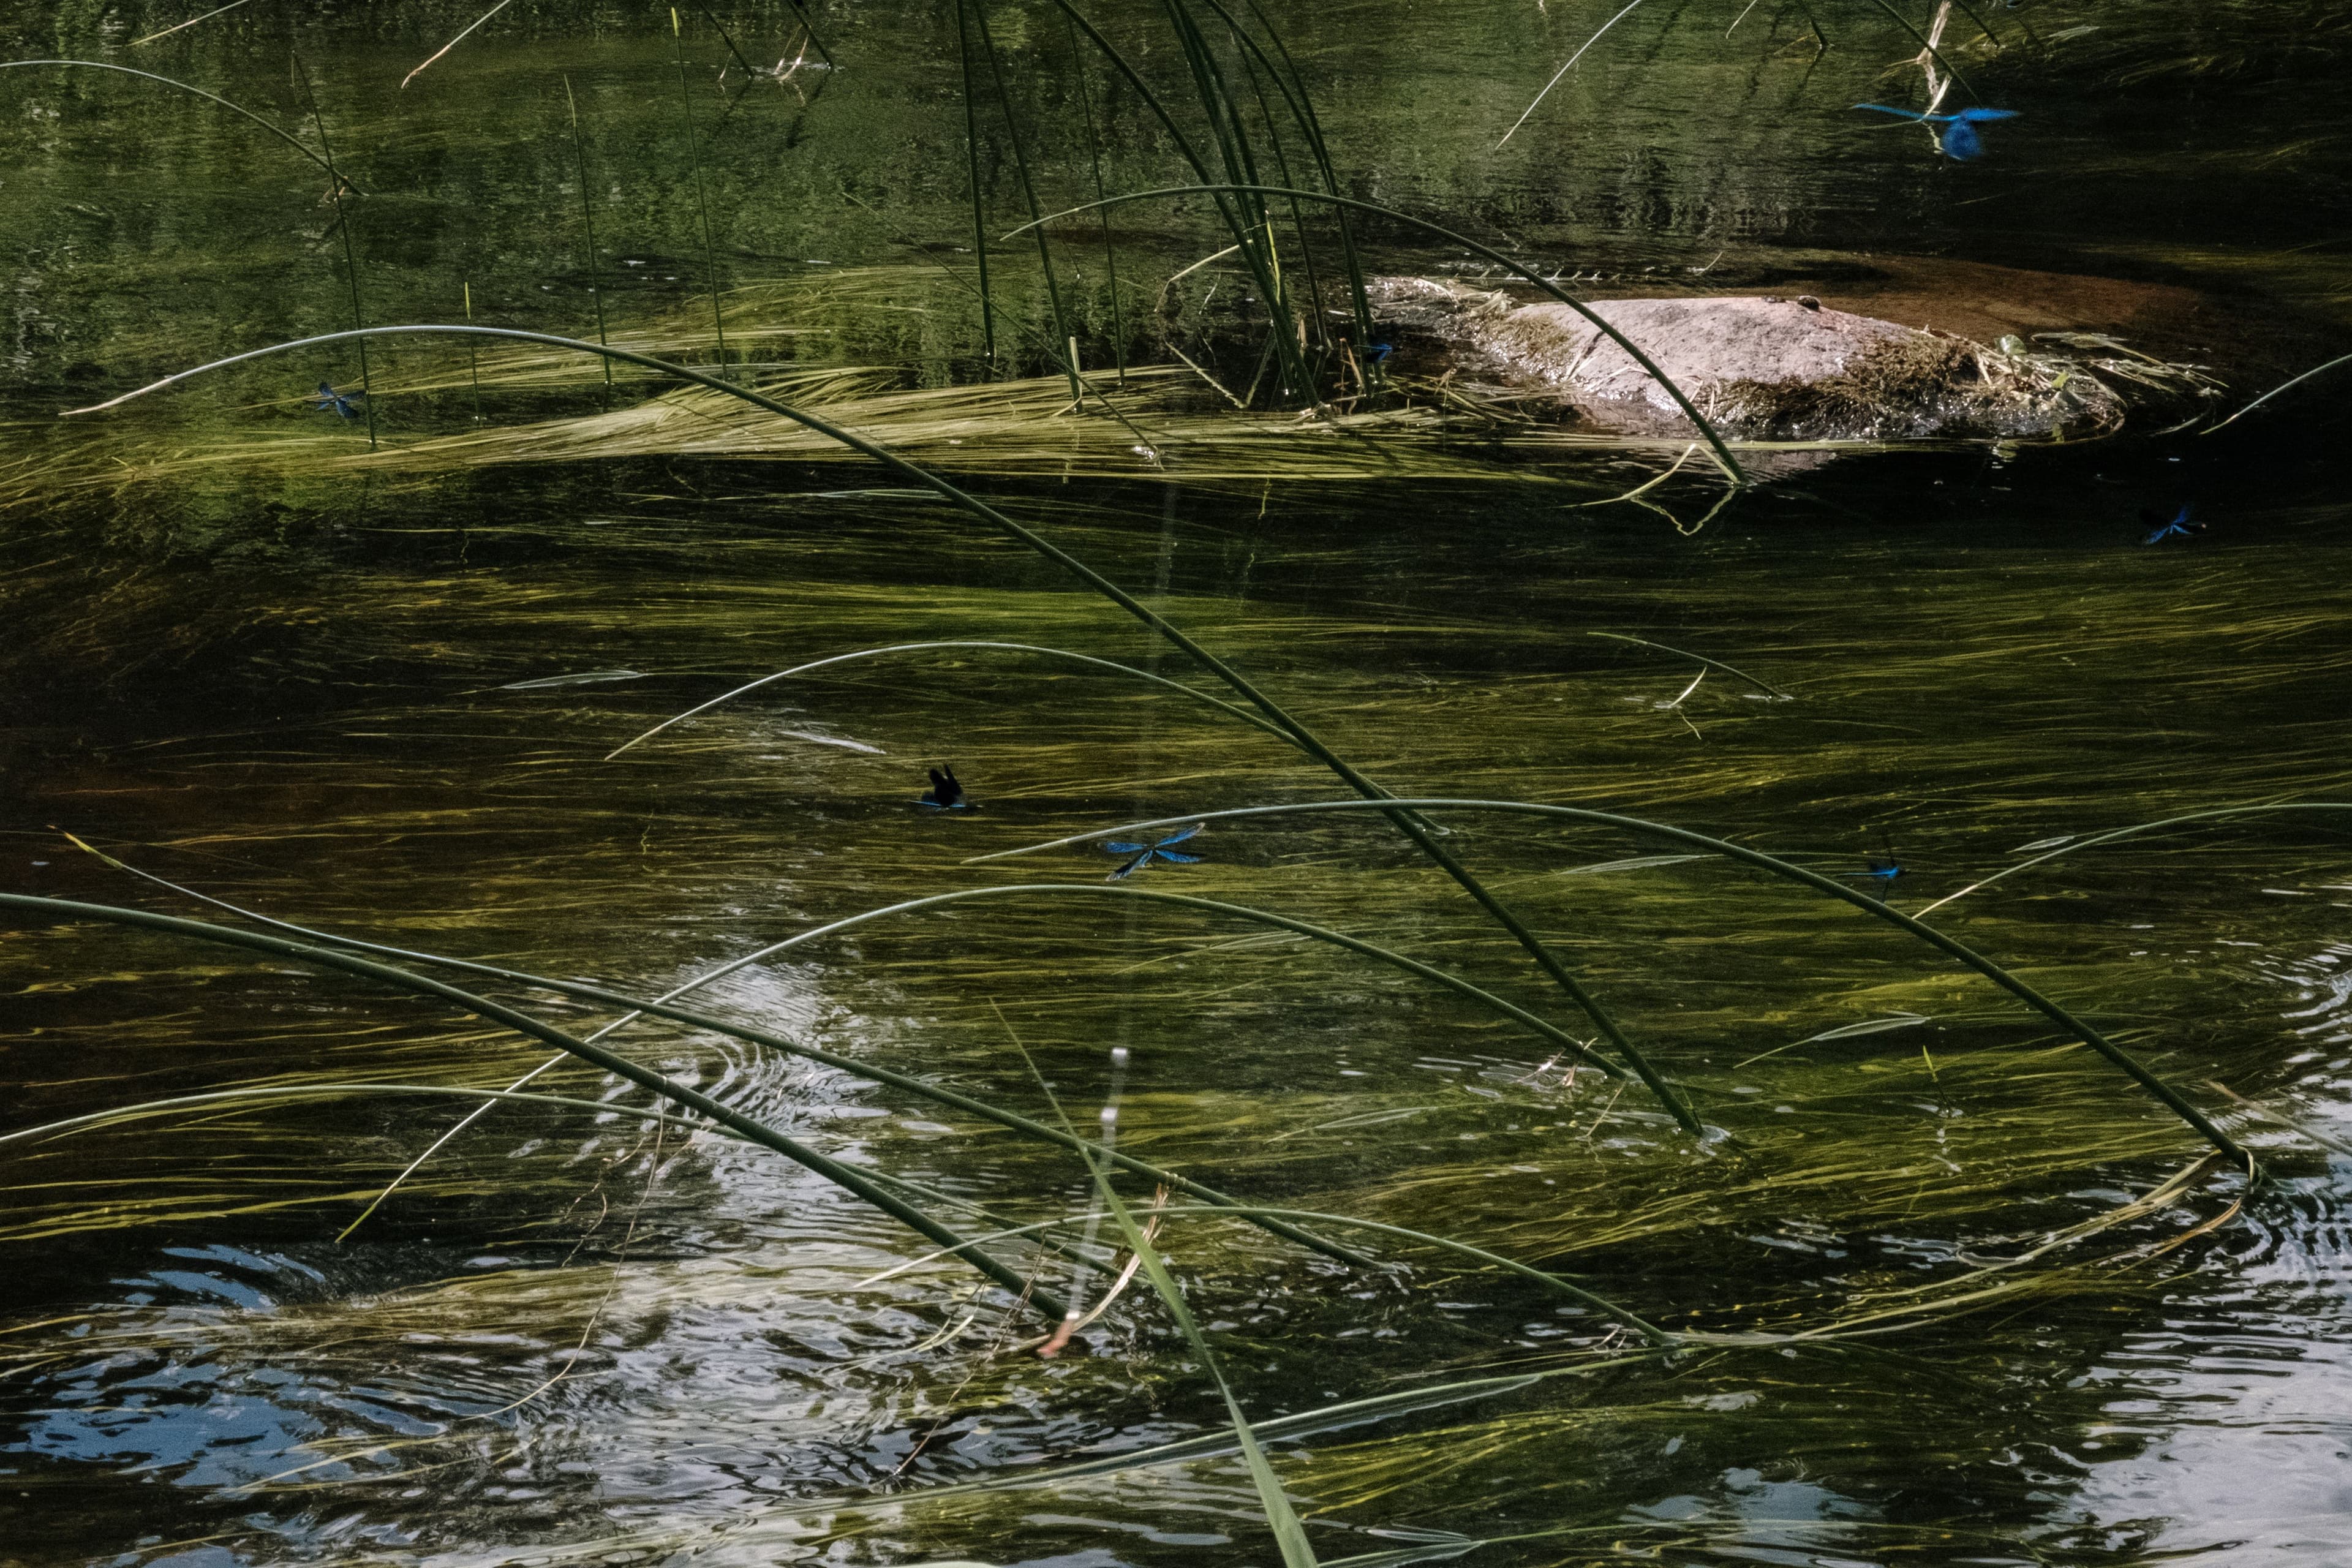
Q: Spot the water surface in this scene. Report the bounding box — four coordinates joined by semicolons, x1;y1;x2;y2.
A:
3;3;2350;1564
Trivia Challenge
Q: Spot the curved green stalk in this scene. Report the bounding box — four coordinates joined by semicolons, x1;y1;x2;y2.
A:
59;322;1694;1134
1497;0;1645;149
1150;0;1316;404
907;1354;1657;1498
0;59;361;190
965;798;2257;1166
1002;184;1749;483
611;883;1623;1076
400;0;517;91
0;1081;718;1149
1911;802;2352;919
130;0;254;48
1;1078;1082;1245
0;891;1067;1320
1015;1048;1321;1567
349;877;1619;1236
563;76;616;393
868;1202;1668;1341
36;843;1382;1270
604;639;1302;758
1199;1;1330;358
2205;350;2352;434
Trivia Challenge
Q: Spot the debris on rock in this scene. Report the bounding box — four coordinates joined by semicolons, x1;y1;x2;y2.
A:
1367;277;2171;442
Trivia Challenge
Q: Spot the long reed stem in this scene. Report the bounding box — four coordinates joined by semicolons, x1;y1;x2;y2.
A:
1231;0;1374;356
606;639;1305;758
1062;10;1127;383
952;0;998;369
292;52;375;450
1152;0;1314;402
1499;0;1643;148
400;0;516;91
13;867;1374;1269
571;881;1623;1074
969;0;1084;401
669;9;729;379
564;74;616;394
129;0;253;48
1017;1049;1322;1568
462;281;482;421
51;834;1368;1264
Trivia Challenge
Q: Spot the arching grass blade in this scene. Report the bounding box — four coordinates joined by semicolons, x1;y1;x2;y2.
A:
967;797;2263;1166
45;838;1384;1269
0;892;1068;1319
0;59;360;190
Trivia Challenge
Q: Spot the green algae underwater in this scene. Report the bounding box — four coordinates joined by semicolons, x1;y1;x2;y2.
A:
3;1;2352;1564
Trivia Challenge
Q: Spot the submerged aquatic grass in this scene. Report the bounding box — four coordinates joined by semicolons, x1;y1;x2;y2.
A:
0;58;360;189
59;319;1711;1134
7;4;2351;1562
0;889;1074;1318
968;794;2324;1164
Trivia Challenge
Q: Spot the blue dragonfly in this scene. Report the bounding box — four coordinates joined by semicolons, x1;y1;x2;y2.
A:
1101;823;1203;881
1845;834;1903;889
312;381;366;420
1853;104;2021;161
918;766;971;810
2141;504;2200;545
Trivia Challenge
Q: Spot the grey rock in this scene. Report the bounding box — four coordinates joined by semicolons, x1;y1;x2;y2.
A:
1368;277;2125;442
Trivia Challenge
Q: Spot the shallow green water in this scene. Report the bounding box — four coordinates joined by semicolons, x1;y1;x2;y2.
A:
3;4;2351;1566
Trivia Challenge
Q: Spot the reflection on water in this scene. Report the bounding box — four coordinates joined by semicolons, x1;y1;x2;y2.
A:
2;1;2350;1565
2058;942;2352;1561
8;467;2346;1564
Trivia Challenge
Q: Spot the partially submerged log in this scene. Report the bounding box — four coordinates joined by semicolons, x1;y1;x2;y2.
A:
1370;276;2152;442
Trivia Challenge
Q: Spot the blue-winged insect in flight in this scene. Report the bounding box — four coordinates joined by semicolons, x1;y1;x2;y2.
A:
312;382;366;420
1853;104;2021;160
1102;823;1204;881
2141;505;2199;545
1847;834;1903;889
